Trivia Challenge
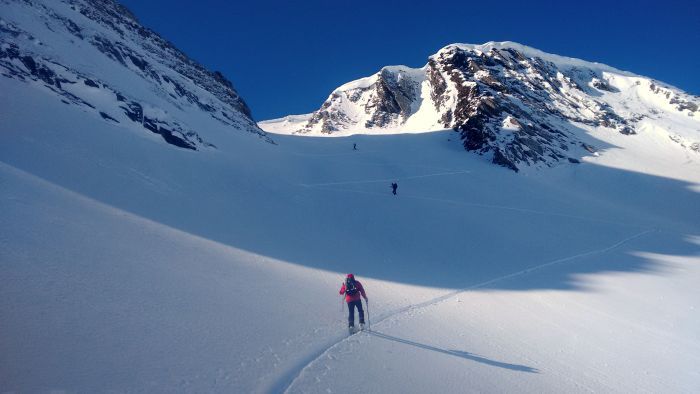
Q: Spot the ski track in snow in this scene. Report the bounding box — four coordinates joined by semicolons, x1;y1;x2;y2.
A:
301;179;647;229
288;149;382;157
299;169;472;187
286;148;463;172
273;227;657;393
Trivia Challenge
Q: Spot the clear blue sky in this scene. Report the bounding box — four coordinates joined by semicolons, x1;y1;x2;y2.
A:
119;0;699;121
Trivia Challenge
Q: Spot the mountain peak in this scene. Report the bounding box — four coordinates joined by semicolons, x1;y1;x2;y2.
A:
260;42;699;172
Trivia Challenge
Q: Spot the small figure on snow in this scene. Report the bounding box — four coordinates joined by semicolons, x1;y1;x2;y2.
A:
339;273;368;331
353;143;357;151
391;182;398;195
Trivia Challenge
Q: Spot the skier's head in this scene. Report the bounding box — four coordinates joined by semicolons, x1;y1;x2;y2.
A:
346;273;354;279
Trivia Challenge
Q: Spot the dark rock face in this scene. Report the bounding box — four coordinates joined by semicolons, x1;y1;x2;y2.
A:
648;83;700;114
427;59;448;110
99;111;119;122
84;78;99;88
591;78;617;92
365;68;418;128
143;117;196;150
301;66;421;133
0;0;272;149
304;96;352;133
426;45;601;171
493;149;519;172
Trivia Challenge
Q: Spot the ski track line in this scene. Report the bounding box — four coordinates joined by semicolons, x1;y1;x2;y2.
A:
272;227;657;393
305;183;646;229
288;149;462;172
299;169;472;187
287;149;381;157
403;193;646;229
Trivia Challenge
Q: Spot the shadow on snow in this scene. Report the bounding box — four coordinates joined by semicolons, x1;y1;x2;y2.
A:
4;128;699;292
369;330;539;373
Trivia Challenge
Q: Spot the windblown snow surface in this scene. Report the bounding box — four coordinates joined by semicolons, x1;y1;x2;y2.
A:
2;52;700;394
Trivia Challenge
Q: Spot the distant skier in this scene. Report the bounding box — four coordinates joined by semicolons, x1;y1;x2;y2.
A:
339;274;368;331
353;143;357;150
391;182;398;195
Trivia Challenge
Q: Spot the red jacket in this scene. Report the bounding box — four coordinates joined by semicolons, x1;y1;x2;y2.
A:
339;280;367;302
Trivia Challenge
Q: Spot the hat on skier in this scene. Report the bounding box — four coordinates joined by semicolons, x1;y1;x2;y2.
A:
346;273;354;279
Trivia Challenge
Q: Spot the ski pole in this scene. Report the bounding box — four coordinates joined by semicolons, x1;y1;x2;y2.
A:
366;299;370;331
341;296;348;330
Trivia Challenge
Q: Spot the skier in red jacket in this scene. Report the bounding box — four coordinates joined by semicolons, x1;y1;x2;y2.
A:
339;274;368;330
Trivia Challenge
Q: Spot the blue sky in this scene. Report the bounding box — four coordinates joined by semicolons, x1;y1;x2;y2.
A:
119;0;699;121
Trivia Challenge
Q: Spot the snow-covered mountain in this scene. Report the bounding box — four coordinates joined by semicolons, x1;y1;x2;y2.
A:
260;42;700;172
0;0;271;150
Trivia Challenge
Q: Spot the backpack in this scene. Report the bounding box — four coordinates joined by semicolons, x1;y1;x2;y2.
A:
345;277;358;296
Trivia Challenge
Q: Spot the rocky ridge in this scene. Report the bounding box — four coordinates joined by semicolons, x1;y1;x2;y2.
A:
261;42;700;171
0;0;272;150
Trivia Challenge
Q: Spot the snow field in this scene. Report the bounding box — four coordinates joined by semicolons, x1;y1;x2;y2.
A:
2;61;699;392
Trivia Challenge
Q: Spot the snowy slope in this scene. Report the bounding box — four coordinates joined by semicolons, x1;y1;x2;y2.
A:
2;69;699;392
260;42;700;173
2;3;700;394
